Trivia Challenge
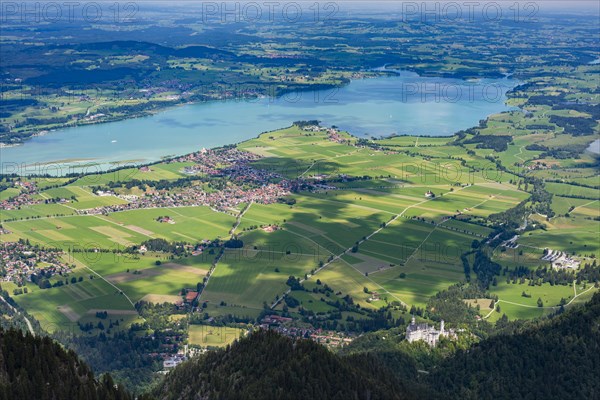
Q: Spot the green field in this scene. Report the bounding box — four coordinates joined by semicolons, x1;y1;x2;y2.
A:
188;325;246;347
12;272;142;333
486;280;598;322
3;124;598;334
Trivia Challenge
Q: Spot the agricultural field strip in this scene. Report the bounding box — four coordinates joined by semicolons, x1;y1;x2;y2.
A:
163;208;235;232
238;216;272;226
294;148;363;178
71;255;140;314
338;257;406;304
93;215;155;238
369;220;451;276
571;199;599;212
357;248;407;264
197;203;256;303
164;207;188;218
295;196;397;216
283;229;336;257
468;193;503;210
270;185;472;308
321;235;348;252
3;203;228;223
365;238;418;250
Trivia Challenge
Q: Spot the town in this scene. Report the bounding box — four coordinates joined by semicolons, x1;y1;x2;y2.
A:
83;147;293;214
0;241;72;289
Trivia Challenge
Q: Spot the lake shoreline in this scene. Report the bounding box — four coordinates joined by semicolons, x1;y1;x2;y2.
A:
0;68;517;148
0;82;349;147
1;72;519;177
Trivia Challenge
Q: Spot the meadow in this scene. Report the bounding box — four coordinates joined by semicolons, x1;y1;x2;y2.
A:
2;123;598;335
188;325;246;348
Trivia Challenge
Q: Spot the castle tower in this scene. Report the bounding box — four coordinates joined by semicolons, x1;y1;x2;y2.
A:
440;320;445;333
411;315;416;325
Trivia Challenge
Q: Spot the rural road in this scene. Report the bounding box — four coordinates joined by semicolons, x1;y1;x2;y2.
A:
0;294;35;335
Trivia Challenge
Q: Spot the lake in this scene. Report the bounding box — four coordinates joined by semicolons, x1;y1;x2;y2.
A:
587;138;600;155
1;71;518;176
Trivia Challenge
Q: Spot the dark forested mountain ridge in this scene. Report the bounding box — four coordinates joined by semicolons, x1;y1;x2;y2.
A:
429;293;600;399
151;329;414;400
2;292;600;400
151;294;600;400
0;328;133;400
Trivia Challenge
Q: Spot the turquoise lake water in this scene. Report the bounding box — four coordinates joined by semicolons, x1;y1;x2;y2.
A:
1;71;518;175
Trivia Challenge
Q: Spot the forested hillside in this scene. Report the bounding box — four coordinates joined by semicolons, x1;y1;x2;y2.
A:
151;329;418;400
1;294;599;400
152;294;600;400
0;328;134;400
429;293;600;399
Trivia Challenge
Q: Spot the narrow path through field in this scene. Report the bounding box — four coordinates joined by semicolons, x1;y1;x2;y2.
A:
403;220;447;265
0;294;35;335
339;258;407;305
302;196;396;215
270;185;471;309
198;202;253;303
514;146;525;163
469;194;498;210
297;149;361;178
298;161;317;178
483;283;598;319
572;199;598;212
230;202;252;235
285;228;338;259
70;256;143;318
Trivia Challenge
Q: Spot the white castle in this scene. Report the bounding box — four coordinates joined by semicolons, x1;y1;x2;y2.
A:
405;316;447;347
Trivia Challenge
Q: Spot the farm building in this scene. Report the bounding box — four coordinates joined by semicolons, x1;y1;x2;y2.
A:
542;249;580;270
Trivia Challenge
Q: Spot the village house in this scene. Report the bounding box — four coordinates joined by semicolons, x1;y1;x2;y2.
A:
96;190;115;197
157;216;175;224
260;315;293;327
262;225;279;233
162;354;187;369
184;291;199;304
368;291;381;302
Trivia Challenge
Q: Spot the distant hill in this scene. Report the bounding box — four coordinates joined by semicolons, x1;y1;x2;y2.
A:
0;328;134;400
